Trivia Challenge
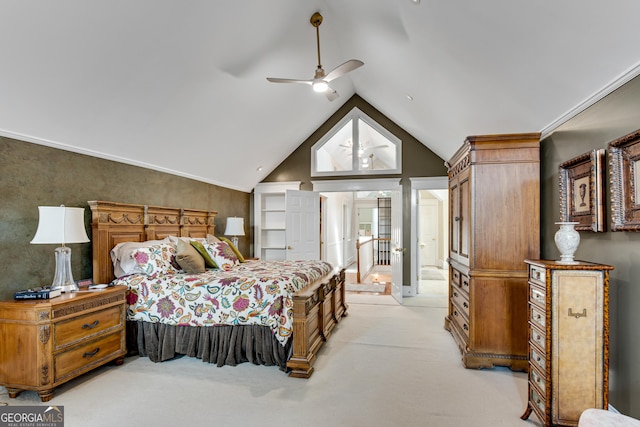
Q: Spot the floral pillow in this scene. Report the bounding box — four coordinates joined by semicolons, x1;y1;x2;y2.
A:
204;241;239;271
132;243;180;276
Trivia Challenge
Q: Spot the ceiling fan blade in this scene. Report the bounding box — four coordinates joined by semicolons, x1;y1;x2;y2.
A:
266;77;313;85
324;59;364;82
325;87;339;101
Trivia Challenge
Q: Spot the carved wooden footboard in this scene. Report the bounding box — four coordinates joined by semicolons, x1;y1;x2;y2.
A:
88;200;347;378
288;267;347;378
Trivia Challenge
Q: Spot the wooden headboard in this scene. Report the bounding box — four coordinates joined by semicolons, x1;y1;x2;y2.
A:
88;201;217;284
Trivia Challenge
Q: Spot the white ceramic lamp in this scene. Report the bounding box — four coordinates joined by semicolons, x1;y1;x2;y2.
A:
31;206;90;292
224;217;245;248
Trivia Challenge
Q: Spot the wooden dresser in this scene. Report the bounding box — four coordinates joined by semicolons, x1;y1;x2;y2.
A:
444;133;540;371
522;260;613;426
0;286;126;401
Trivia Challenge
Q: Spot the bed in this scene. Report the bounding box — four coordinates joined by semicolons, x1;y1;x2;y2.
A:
88;200;347;378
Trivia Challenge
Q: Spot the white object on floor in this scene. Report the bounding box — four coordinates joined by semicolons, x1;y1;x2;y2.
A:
579;409;640;426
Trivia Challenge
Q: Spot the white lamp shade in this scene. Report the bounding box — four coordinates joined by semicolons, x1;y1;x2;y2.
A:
31;206;90;245
224;217;245;236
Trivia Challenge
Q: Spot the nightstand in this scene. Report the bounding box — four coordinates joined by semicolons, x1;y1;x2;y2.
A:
0;286;127;402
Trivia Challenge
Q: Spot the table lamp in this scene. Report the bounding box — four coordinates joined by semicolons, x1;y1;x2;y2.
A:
224;217;245;248
30;205;90;292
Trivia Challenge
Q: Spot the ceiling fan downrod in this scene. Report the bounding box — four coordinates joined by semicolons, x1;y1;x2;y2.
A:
311;12;325;78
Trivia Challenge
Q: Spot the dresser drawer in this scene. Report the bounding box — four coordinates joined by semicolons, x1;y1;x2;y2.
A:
54;305;123;349
451;287;469;318
529;264;546;286
530;324;546;352
451;268;461;286
451;303;469;340
54;331;124;382
530;365;546;395
530;386;546;415
530;305;545;330
530;346;546;371
529;285;546;308
460;274;470;293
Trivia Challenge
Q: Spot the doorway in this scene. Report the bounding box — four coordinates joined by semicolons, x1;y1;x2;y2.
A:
313;178;403;304
408;177;449;305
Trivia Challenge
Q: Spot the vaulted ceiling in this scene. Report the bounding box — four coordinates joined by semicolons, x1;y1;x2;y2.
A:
1;1;639;192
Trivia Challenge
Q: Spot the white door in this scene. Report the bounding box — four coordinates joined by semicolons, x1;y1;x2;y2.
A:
285;190;320;260
391;190;403;304
419;199;438;267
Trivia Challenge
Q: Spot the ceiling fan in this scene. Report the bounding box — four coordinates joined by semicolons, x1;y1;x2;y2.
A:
266;12;364;101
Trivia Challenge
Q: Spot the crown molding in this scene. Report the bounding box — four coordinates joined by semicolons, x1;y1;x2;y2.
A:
540;62;640;140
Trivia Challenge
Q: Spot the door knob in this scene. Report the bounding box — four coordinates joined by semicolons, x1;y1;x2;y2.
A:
287;246;293;250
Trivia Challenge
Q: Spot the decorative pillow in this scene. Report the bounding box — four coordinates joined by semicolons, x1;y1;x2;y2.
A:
206;234;220;244
111;239;169;278
168;235;207;245
190;240;218;269
175;239;205;274
131;243;180;276
205;241;239;271
218;236;246;263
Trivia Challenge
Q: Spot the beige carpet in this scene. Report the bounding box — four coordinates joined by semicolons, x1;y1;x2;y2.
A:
0;300;540;427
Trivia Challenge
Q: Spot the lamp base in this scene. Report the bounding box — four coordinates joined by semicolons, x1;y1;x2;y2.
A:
231;236;239;248
51;246;79;292
54;283;80;293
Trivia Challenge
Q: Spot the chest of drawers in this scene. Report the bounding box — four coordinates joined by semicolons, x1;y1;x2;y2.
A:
521;260;613;426
0;286;127;401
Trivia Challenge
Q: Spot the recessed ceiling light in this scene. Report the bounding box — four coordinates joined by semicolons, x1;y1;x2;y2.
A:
411;0;421;4
256;166;263;172
406;94;414;101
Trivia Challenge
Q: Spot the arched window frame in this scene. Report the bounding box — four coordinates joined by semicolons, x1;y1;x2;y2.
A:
311;107;402;177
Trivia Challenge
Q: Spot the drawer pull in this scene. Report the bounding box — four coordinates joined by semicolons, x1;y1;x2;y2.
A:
455;216;461;221
453;310;458;317
568;308;587;318
82;320;100;330
463;302;469;309
462;280;469;287
83;348;100;358
453;291;458;297
463;324;468;331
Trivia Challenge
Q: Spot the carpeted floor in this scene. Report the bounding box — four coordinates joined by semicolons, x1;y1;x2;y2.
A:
0;300;539;427
421;269;445;281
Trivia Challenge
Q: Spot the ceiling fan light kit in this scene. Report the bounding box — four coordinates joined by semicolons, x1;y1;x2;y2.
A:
266;12;363;101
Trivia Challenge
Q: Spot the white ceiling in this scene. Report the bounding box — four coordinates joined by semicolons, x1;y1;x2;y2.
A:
1;1;639;193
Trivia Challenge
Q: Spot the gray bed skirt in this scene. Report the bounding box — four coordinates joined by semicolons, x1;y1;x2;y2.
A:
126;321;292;371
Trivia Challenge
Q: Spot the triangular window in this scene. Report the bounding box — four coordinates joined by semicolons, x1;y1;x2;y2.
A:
311;108;402;176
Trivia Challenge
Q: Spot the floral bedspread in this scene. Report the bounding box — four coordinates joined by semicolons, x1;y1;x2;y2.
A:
113;260;333;346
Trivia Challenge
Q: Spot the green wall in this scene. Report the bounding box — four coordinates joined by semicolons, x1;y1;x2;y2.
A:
0;136;250;300
262;94;448;283
541;75;640;417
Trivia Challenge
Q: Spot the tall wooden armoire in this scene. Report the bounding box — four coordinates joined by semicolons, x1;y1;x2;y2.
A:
444;133;541;371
